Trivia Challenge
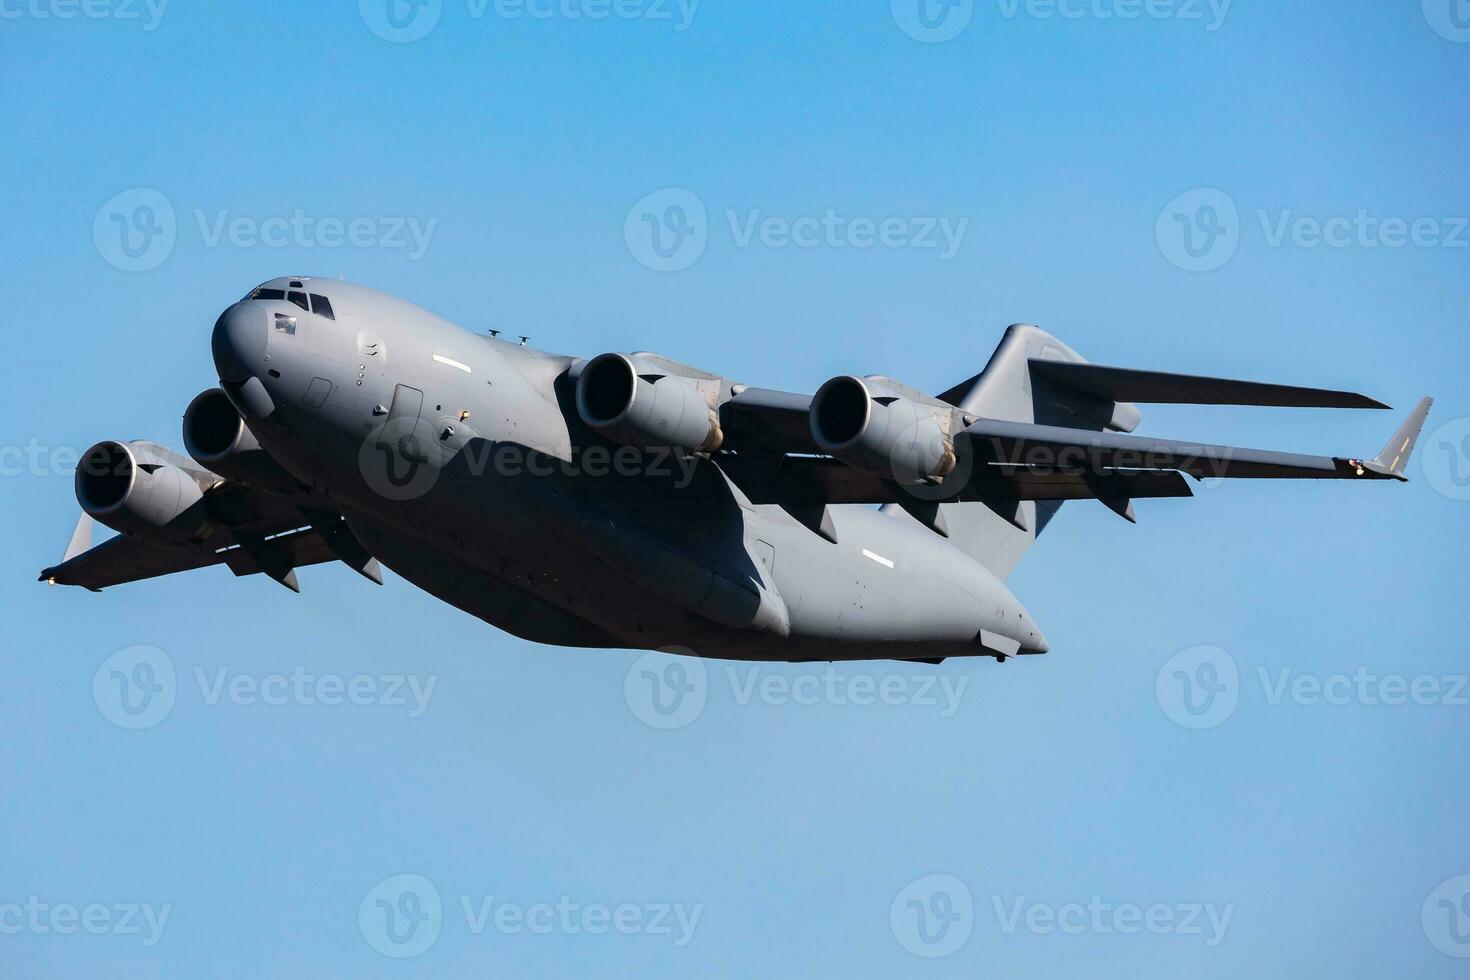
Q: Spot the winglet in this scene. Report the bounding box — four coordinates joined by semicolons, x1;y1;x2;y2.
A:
1366;396;1433;481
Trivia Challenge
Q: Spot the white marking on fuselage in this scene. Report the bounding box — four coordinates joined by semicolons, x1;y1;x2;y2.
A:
433;354;472;373
862;548;895;569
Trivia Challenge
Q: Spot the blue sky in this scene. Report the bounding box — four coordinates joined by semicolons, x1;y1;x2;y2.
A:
2;1;1468;976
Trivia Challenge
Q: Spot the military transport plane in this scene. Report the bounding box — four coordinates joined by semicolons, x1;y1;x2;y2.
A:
40;278;1432;663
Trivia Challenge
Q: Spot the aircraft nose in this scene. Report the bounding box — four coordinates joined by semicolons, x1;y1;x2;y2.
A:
211;303;268;382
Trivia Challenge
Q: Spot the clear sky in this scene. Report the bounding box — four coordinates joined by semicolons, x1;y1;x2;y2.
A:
2;1;1468;976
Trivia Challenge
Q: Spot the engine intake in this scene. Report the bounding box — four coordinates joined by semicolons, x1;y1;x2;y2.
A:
76;441;207;538
183;388;300;492
810;375;959;485
576;353;723;452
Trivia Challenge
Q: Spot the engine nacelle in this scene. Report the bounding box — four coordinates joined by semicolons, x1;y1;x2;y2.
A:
810;375;960;485
575;352;723;452
183;388;301;493
75;441;207;538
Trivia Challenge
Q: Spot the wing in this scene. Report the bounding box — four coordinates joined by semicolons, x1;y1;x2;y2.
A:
715;382;1432;522
720;386;823;454
40;481;382;593
962;396;1433;483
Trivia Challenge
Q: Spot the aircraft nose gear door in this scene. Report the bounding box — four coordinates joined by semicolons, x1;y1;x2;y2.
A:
373;384;431;493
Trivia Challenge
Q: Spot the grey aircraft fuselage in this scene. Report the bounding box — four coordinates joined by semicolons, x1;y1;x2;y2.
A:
213;277;1048;663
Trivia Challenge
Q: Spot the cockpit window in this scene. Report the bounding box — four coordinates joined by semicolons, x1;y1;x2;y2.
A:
250;287;286;301
309;294;335;320
287;291;309;312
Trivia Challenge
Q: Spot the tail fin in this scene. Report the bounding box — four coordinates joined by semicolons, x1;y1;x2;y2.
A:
890;324;1126;579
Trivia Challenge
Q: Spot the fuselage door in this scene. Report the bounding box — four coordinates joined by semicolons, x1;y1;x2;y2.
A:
373;383;431;492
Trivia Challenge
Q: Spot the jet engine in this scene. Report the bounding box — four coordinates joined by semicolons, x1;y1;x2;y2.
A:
75;441;208;538
575;353;724;452
183;388;301;493
810;375;960;485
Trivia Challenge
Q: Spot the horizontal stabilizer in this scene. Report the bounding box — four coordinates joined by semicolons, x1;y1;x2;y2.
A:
1029;359;1390;410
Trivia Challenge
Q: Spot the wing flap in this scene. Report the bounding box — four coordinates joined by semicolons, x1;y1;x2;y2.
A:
719;454;1194;506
